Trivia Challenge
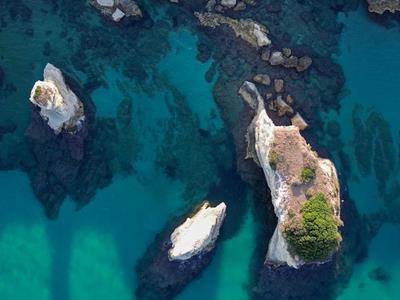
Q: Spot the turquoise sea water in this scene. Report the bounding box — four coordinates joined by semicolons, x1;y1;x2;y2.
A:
334;8;400;300
0;1;400;300
0;1;255;298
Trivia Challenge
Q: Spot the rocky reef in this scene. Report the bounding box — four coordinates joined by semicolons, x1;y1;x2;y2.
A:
195;12;271;49
29;63;85;134
90;0;142;22
136;201;226;299
366;0;400;14
240;81;342;268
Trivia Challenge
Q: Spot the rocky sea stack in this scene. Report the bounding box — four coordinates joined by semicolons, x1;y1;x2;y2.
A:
136;201;226;299
240;81;342;268
29;63;85;134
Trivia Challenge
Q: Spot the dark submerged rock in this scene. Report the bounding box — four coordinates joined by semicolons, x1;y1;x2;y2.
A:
368;267;391;283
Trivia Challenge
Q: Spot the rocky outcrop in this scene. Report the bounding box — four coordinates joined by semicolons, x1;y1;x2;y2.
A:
169;202;226;260
29;63;85;134
91;0;142;22
239;81;341;268
366;0;400;14
195;12;271;49
136;201;226;299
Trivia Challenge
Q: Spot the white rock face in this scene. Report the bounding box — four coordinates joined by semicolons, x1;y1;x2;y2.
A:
168;202;226;261
253;106;302;268
29;63;85;134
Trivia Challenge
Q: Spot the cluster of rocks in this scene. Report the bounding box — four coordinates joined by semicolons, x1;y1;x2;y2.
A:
29;63;85;134
247;75;308;130
239;81;342;268
195;12;312;73
262;48;313;72
136;201;226;299
91;0;142;22
366;0;400;14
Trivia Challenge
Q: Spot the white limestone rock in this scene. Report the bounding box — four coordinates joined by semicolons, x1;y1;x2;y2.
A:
168;202;226;261
29;63;85;134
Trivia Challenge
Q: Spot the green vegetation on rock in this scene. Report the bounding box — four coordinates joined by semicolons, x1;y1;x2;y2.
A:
34;86;42;99
284;193;341;262
268;150;279;170
300;166;316;183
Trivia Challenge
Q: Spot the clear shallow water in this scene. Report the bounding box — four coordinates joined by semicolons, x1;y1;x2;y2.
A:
336;8;400;214
333;8;400;300
337;224;400;300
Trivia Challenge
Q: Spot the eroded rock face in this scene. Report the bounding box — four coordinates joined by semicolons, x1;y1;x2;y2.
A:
240;81;341;268
29;63;85;134
169;202;226;261
367;0;400;14
195;12;271;48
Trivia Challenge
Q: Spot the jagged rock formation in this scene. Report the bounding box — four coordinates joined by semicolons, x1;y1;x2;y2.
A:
29;63;85;134
91;0;142;22
169;202;226;260
366;0;400;14
195;12;271;48
136;201;226;299
239;81;342;268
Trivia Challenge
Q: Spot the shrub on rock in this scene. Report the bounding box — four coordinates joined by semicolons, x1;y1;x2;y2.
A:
284;193;341;262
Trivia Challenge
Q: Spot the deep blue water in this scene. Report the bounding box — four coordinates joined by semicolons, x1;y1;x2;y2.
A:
0;1;399;300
